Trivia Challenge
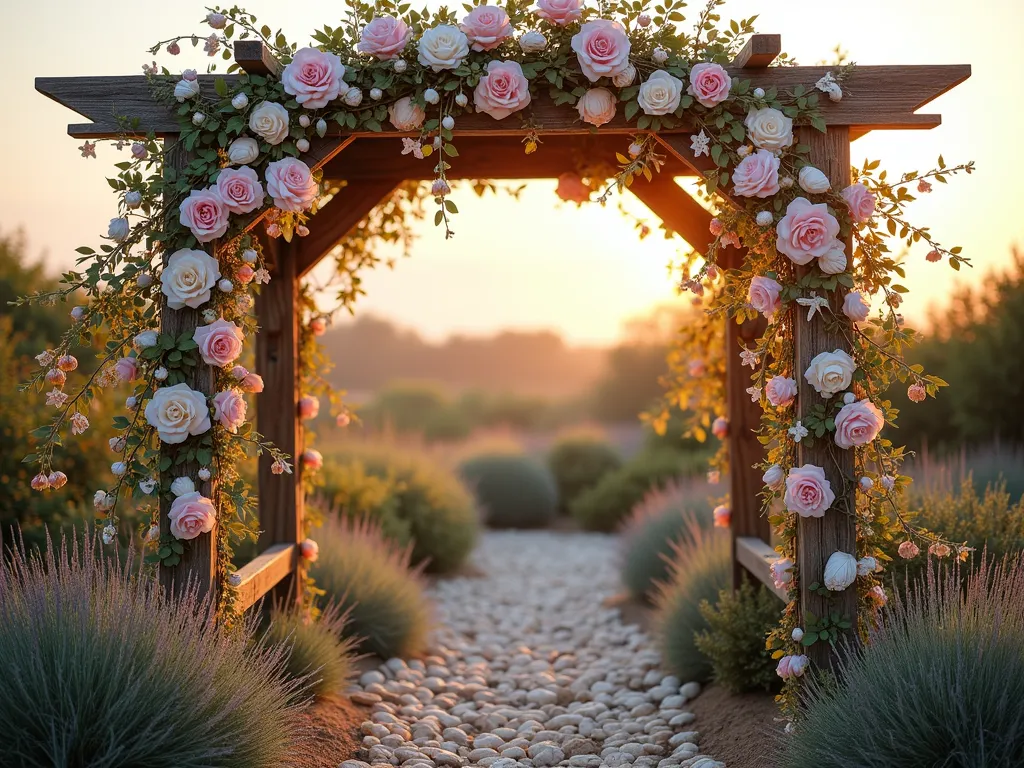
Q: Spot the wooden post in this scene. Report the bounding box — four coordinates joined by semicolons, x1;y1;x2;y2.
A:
796;126;858;667
255;234;303;606
158;136;218;601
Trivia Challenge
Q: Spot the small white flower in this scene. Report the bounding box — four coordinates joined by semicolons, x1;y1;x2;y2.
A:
170;476;196;497
857;556;878;576
218;279;234;293
242;249;258;264
228;572;243;587
126;396;138;409
689;130;710;158
343;87;363;107
111;461;127;476
70;306;86;322
296;138;310;152
134;330;158;349
613;64;637;87
394;59;408;73
109;436;126;452
231;92;249;110
36;350;55;366
792;627;804;642
441;115;455;130
796;294;830;322
207;12;227;29
519;30;547;54
299;114;311;128
192;111;206;126
145;524;160;542
370;87;383;101
736;144;752;158
102;525;117;545
424;88;440;105
628;142;643;158
638;13;651;27
756;211;773;227
652;47;669;64
198;467;211;481
455;93;469;107
753;87;766;99
139;477;157;494
746;386;761;403
316;118;328;137
844;392;857;405
799;166;831;194
154;366;168;381
94;490;114;511
779;175;794;189
740;348;759;369
108;217;130;242
788;421;809;443
881;475;896;491
125;191;143;209
859;476;874;491
174;79;201;102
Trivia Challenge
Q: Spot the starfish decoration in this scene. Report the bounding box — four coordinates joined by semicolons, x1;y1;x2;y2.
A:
746;385;761;403
815;72;843;102
79;141;97;159
401;137;424;159
690;129;710;158
739;348;759;369
788;421;809;443
253;268;271;285
796;294;830;322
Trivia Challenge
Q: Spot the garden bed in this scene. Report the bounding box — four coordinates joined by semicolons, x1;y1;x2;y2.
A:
292;695;366;768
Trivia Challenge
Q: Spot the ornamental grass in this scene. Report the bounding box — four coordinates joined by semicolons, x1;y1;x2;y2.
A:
0;530;301;768
782;557;1024;768
263;600;359;700
457;451;559;528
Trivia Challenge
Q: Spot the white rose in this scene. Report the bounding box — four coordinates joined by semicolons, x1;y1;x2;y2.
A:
145;383;211;444
823;551;858;591
856;556;878;576
227;137;259;165
388;96;426;131
161;248;221;310
745;107;794;152
108;217;129;242
613;63;636;87
417;25;470;72
519;31;547;53
134;330;159;349
799;166;831;194
637;70;683;116
125;191;143;209
170;476;196;497
804;349;856;398
174;79;201;102
248;101;290;145
818;240;847;274
762;464;785;490
231;92;249;110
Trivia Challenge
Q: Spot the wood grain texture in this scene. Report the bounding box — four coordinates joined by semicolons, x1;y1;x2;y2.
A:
158;137;218;601
736;537;789;601
234;40;282;76
795;126;858;669
37;64;970;139
233;543;297;613
731;34;782;68
254;234;303;606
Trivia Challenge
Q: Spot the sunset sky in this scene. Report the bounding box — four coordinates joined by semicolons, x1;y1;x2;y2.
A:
2;0;1020;344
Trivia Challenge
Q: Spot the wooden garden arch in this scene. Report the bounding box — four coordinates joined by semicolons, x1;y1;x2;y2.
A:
37;35;968;665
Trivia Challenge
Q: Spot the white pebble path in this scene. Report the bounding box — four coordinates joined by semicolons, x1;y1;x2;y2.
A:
341;530;724;768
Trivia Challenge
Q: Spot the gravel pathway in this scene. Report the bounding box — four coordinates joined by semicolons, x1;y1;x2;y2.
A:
342;530;724;768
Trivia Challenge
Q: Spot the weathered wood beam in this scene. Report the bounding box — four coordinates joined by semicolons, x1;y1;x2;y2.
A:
234;40;282;76
732;34;782;68
297;178;403;277
796;126;858;669
627;172;712;249
36;63;970;139
255;234;303;607
736;537;788;601
233;542;296;613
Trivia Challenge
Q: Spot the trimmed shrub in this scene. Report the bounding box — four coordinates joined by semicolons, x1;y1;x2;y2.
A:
0;532;300;768
263;602;357;700
311;516;431;659
783;558;1024;768
571;449;699;532
318;446;478;574
547;436;622;513
620;481;712;601
458;452;558;528
694;582;782;693
652;526;731;683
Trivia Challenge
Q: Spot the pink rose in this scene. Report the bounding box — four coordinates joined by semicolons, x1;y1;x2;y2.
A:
357;16;412;60
748;276;782;318
241;373;264;393
776;197;841;265
236;264;255;284
301;448;323;472
193;318;244;368
388;96;426;131
842;183;876;223
688;359;706;377
535;0;583;25
770;557;794;589
784;464;836;518
281;47;346;109
265;158;318;212
687;62;732;107
299;538;319;562
215;167;265;215
556;172;590;204
833;399;884;449
898;540;919;559
212;388;248;433
733;149;780;198
777;654;808;680
843;291;870;322
179;187;229;243
576;87;617;127
113;356;138;383
168;491;217;540
460;5;512;51
473;60;532;120
571;19;631;82
712;504;731;528
231;365;248;380
765;375;797;408
712;416;728;440
298;395;320;419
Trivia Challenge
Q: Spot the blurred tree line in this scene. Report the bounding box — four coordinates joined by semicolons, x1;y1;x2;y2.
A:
0;230;114;550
